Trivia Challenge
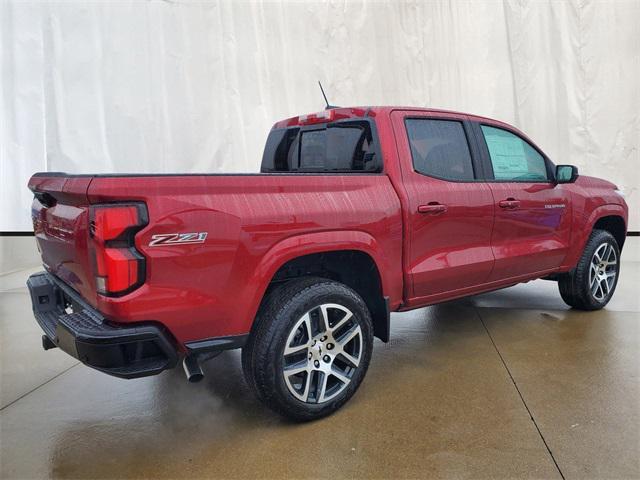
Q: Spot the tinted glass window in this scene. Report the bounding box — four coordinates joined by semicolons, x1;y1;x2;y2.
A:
405;119;474;181
300;130;326;169
261;121;378;172
481;125;548;181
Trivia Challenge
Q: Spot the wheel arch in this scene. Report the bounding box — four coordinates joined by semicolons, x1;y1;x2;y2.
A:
593;215;626;250
563;204;627;270
248;231;399;342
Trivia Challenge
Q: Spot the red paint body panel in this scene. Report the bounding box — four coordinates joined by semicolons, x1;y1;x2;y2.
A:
389;110;495;299
27;107;628;349
486;182;572;280
29;176;94;301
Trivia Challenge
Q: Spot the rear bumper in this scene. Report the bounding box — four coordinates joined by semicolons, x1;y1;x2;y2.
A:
27;272;178;379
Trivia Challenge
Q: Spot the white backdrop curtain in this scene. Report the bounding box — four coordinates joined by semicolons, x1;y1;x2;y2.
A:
1;0;638;231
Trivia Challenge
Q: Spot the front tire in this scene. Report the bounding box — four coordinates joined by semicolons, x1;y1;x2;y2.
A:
242;277;374;421
558;229;620;310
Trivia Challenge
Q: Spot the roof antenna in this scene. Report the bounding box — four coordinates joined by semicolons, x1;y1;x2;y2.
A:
318;81;338;110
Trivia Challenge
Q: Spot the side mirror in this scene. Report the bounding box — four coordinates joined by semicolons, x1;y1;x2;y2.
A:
555;164;579;184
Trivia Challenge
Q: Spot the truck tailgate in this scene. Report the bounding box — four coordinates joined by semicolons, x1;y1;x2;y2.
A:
28;174;97;304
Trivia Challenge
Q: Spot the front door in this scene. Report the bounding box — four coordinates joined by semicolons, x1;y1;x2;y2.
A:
391;111;495;303
473;123;572;280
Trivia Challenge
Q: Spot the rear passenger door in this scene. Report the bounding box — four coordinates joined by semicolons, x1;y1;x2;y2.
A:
472;122;572;280
391;111;495;302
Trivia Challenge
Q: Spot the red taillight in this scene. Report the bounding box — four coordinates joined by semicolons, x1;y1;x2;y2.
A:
89;203;147;296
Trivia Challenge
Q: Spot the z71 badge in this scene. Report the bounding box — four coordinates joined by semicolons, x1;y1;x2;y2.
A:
149;232;208;247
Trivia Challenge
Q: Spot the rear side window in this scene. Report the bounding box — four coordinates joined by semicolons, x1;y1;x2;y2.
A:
261;121;379;173
480;125;548;181
405;119;474;181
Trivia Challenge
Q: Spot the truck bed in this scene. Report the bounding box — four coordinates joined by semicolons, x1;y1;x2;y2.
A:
29;172;403;345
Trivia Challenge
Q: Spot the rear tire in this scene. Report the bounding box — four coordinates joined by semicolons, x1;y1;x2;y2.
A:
558;229;620;310
242;277;374;421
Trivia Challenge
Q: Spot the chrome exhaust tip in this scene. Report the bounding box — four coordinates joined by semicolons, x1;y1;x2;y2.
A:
182;355;204;383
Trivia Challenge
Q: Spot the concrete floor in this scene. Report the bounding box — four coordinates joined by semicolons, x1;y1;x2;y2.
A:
1;241;639;479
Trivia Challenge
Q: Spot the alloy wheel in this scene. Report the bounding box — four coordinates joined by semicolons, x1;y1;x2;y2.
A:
282;303;362;404
589;242;618;302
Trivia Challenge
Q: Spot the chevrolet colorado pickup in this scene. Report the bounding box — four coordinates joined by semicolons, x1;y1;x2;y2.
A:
27;106;628;420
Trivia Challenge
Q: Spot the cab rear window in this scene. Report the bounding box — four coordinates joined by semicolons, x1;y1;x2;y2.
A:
261;121;380;173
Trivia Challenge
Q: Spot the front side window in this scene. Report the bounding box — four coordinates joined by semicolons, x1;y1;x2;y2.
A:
405;119;474;181
261;121;378;172
480;125;548;181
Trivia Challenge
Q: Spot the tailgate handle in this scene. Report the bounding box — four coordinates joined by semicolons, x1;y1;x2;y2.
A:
34;191;56;208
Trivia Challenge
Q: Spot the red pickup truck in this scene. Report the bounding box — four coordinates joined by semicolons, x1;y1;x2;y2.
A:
27;106;628;420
